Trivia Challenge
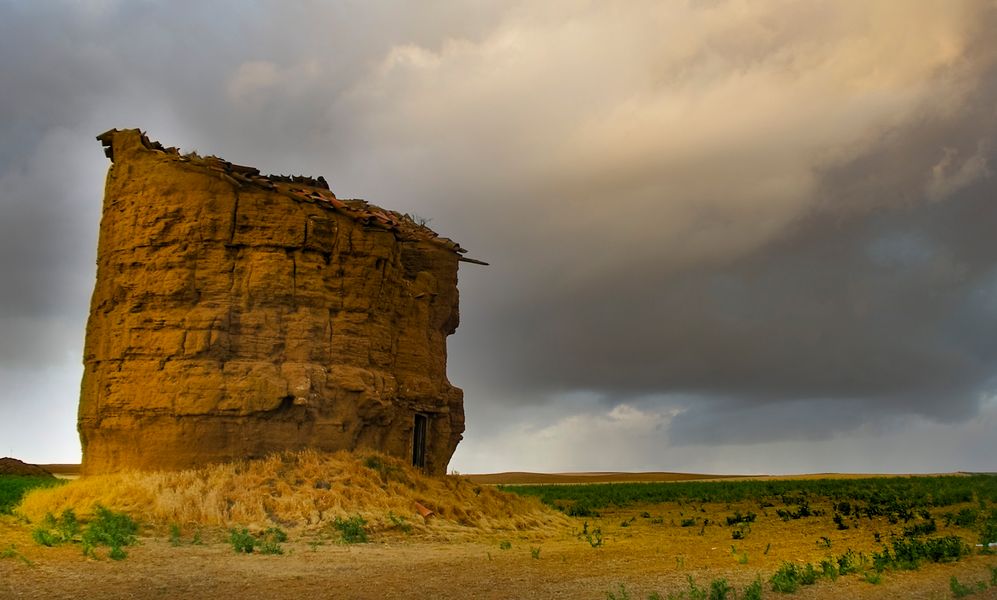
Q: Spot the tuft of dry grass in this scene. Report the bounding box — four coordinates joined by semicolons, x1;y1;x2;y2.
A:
16;451;567;537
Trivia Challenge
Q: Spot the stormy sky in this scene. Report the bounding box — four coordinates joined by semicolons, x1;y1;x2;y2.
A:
2;0;996;473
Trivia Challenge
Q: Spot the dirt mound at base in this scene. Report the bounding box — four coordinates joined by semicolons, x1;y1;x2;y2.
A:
17;451;568;537
0;458;54;477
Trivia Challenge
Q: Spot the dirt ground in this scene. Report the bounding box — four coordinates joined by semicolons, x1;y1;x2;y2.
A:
3;499;996;599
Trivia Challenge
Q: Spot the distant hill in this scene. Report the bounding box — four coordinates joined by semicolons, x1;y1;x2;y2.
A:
0;457;54;477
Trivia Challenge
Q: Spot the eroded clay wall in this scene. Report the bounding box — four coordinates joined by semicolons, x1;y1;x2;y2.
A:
79;130;464;475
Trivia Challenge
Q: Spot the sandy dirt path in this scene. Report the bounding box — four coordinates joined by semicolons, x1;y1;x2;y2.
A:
3;515;996;599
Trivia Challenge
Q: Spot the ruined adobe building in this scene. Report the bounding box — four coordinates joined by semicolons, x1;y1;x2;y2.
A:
80;129;481;475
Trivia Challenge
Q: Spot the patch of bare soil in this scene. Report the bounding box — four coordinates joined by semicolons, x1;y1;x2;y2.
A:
3;499;995;599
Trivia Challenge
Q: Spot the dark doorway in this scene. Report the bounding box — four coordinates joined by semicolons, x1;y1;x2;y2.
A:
412;413;428;468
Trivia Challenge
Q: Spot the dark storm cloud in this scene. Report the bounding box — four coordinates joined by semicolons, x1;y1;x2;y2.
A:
443;0;997;447
1;0;995;466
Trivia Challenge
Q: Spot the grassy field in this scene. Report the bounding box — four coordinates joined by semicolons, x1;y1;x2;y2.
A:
501;474;997;513
3;468;997;598
0;476;65;514
499;474;997;598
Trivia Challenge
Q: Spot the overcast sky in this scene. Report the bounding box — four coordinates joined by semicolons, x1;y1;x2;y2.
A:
2;0;996;474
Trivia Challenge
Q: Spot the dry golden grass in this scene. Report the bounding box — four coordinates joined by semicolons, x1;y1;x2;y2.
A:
17;450;568;536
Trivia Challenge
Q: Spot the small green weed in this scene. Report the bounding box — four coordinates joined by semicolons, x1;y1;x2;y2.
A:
530;546;541;559
388;512;412;534
731;524;747;540
499;540;512;550
169;523;182;546
950;576;978;598
0;544;33;567
605;583;631;600
581;522;604;548
362;455;405;483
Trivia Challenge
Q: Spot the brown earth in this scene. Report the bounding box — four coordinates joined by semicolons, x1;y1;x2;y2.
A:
3;497;994;599
0;459;53;478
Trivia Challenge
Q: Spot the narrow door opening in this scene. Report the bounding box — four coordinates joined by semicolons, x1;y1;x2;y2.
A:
412;413;428;468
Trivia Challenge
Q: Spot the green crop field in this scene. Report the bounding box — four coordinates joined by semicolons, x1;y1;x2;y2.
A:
501;474;997;512
0;476;66;514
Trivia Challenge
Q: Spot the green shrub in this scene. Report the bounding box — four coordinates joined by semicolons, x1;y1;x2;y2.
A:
31;508;81;547
685;575;708;600
31;527;60;547
228;528;256;554
770;562;800;593
724;511;756;526
953;508;979;528
568;502;597;517
81;506;137;560
499;540;512;550
902;519;937;537
742;577;763;600
333;515;368;543
876;534;969;570
819;558;839;580
979;511;997;548
799;563;818;585
708;578;733;600
257;527;287;555
837;549;861;575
